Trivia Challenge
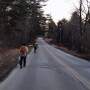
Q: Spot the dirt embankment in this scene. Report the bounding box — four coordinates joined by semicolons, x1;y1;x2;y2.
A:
0;48;19;81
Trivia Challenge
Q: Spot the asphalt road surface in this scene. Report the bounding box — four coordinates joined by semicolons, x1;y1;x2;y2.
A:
0;38;90;90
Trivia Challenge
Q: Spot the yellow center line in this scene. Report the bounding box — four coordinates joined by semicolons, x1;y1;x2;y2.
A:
45;46;90;90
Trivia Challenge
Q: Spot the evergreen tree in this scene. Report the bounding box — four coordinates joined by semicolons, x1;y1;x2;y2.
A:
0;0;48;47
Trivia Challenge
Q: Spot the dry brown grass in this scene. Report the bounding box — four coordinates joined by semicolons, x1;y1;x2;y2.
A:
0;48;19;81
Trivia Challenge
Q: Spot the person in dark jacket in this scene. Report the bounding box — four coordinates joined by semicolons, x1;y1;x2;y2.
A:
33;43;38;53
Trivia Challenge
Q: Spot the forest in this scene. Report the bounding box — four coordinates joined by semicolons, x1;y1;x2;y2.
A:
46;0;90;54
0;0;90;54
0;0;48;47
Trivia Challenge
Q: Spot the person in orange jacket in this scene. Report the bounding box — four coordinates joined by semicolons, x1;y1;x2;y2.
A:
19;43;29;68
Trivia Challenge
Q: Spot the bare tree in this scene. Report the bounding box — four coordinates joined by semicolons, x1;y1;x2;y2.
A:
79;0;83;35
84;0;90;32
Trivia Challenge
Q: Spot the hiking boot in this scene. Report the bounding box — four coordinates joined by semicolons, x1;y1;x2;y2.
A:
20;66;22;68
23;65;26;67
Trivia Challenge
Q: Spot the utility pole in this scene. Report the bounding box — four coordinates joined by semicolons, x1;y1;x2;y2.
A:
57;21;63;44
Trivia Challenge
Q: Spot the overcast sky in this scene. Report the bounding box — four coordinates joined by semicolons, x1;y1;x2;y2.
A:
43;0;79;23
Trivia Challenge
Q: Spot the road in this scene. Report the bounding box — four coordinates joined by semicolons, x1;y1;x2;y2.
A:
0;38;90;90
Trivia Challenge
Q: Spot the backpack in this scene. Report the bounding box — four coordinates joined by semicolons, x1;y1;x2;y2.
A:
20;46;26;54
34;44;37;49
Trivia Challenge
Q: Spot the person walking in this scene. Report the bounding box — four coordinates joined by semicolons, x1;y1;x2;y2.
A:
19;43;29;68
33;43;38;53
